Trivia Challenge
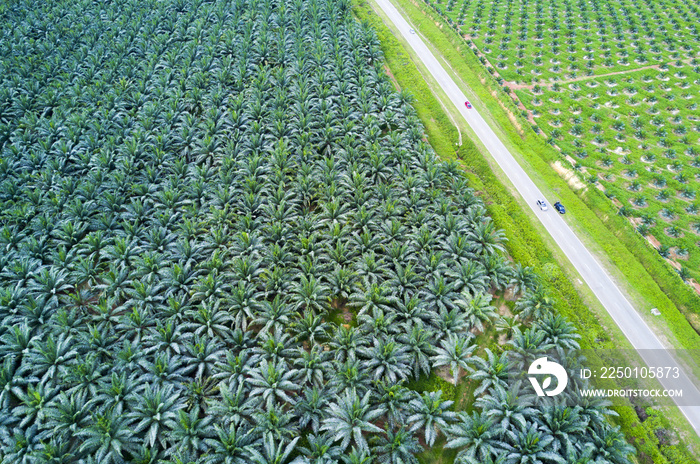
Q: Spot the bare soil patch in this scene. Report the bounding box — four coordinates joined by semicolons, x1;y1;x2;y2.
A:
551;160;586;190
435;365;457;385
670;248;689;261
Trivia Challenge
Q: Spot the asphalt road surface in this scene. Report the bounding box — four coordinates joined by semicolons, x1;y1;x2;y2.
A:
372;0;700;435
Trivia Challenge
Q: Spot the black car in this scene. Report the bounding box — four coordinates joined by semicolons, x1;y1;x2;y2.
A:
553;201;566;214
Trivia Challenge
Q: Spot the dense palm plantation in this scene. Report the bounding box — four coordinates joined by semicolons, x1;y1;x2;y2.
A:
0;0;634;462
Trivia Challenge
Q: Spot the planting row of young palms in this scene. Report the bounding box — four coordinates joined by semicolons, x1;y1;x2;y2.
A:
432;0;700;83
525;64;700;284
421;0;700;288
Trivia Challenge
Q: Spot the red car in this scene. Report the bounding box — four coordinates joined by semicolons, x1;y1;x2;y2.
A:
465;101;472;109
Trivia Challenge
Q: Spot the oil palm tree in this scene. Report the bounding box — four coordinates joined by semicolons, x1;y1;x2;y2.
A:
253;295;295;334
293;345;332;389
587;423;634;463
295;386;330;435
77;409;141;464
143;320;189;357
291;275;331;314
470;349;510;396
534;314;581;350
12;381;58;429
87;371;140;416
43;390;92;446
349;282;398;318
370;382;411;430
27;267;72;307
475;383;537;435
449;261;489;296
537;404;588;455
434;305;470;338
357;307;400;341
251;328;297;364
184;297;235;339
468;220;507;256
210;379;254;423
562;444;596;464
297;432;343;464
251;404;298;444
182;334;226;380
247;435;304;464
139;351;189;388
501;421;565;464
407;390;456;446
384;262;422;296
461;293;498;333
421;275;462;313
229;281;261;331
359;336;412;384
444;411;500;463
321;389;386;454
507;327;555;371
370;426;422;464
328;358;374;397
246;359;301;410
0;423;45;464
0;322;34;361
397;323;436;379
128;382;185;449
166;406;215;458
328;325;367;363
514;287;555;322
495;315;520;339
20;333;78;384
339;447;373;464
394;294;437;330
327;265;359;303
483;255;513;291
202;423;259;464
430;333;478;385
509;264;538;296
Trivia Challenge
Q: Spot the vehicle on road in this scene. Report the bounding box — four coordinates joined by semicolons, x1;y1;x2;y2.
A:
464;101;472;109
409;28;415;34
536;199;548;211
554;201;566;214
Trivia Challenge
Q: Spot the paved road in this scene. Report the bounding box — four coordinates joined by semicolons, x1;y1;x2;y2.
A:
372;0;700;435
